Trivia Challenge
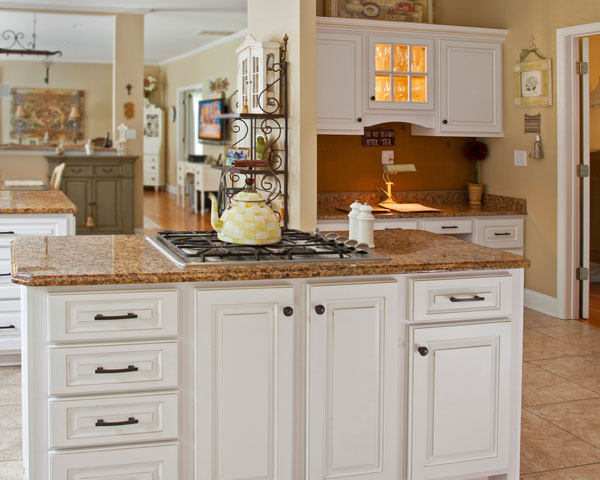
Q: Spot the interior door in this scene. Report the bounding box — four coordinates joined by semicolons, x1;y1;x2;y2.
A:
581;37;591;319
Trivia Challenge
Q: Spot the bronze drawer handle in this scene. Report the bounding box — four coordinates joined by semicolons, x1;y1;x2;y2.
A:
441;226;459;229
70;168;82;173
0;273;11;277
0;231;15;235
449;295;485;303
494;232;512;236
95;365;139;374
101;168;113;173
95;417;139;427
94;312;138;321
0;325;15;329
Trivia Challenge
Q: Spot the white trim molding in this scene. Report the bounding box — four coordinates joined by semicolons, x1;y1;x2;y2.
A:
159;29;248;66
556;22;600;320
524;289;560;318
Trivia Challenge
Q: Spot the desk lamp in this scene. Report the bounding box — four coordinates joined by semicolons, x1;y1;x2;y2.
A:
380;163;416;207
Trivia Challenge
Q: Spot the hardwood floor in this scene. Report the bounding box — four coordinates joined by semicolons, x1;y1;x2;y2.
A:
583;282;600;328
143;188;211;232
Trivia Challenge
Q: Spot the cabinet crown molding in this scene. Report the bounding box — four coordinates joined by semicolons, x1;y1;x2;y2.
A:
316;17;508;40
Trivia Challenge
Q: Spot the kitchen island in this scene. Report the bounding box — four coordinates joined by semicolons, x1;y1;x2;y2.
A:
0;190;76;364
13;230;529;480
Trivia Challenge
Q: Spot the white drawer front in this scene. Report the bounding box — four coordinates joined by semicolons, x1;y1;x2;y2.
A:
49;341;179;395
421;218;473;234
0;302;21;338
144;172;159;185
0;216;69;236
48;290;178;342
0;283;19;299
375;220;419;231
49;392;179;449
477;218;524;249
50;443;179;480
409;274;512;322
0;259;11;277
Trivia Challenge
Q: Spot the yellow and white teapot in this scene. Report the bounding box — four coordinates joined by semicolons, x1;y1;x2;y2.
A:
208;187;281;245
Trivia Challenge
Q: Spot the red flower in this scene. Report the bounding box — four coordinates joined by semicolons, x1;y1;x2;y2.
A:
463;141;488;161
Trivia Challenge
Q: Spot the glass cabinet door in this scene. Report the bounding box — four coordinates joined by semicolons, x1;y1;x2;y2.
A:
369;37;433;110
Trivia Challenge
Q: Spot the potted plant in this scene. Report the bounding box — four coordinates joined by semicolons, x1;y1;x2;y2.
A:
463;140;488;206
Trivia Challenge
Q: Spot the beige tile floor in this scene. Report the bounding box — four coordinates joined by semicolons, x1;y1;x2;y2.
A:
1;308;599;479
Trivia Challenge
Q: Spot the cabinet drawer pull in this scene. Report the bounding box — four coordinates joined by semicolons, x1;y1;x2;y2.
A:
0;273;11;277
70;168;82;174
442;119;448;124
370;95;376;101
0;324;15;329
95;417;139;427
102;168;113;174
441;225;458;229
494;232;512;236
94;312;138;321
283;306;294;317
95;365;139;374
417;346;429;356
315;305;325;315
0;231;14;235
449;295;485;303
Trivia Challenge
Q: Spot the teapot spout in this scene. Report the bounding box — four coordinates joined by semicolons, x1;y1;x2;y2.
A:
208;193;223;232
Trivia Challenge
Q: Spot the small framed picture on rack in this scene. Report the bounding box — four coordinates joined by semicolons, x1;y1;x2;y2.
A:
225;148;249;166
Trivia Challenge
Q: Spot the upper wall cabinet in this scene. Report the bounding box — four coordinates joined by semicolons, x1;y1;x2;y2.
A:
316;18;508;137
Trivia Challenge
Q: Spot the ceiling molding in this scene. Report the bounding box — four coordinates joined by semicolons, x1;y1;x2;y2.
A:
159;29;247;66
0;3;150;13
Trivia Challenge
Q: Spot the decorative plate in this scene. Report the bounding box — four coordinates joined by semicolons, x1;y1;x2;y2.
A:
362;2;380;17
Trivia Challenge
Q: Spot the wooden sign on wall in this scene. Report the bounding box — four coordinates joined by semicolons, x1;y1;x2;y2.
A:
362;128;395;146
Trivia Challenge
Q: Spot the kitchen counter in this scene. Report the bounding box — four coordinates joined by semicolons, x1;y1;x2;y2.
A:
317;191;527;220
0;190;77;214
11;229;529;286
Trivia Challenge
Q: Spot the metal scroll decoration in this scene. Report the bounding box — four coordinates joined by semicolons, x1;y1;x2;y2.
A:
215;35;289;226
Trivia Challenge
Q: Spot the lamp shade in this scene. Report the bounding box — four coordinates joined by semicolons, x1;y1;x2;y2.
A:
14;105;27;119
591;77;600;108
68;106;81;121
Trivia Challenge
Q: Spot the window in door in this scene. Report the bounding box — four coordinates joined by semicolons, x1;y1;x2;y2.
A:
374;43;428;104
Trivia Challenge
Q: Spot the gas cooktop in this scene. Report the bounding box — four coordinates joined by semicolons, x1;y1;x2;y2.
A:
147;229;389;267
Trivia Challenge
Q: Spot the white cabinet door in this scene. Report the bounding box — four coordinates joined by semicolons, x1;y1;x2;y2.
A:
196;286;295;480
317;32;363;134
308;282;399;480
409;322;511;480
439;40;503;136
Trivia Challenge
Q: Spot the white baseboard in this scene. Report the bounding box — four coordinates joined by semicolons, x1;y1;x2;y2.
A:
524;289;560;317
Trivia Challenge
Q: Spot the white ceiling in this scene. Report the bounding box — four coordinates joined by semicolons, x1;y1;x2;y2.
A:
0;1;247;64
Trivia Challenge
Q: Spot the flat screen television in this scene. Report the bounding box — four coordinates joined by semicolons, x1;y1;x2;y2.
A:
198;98;225;142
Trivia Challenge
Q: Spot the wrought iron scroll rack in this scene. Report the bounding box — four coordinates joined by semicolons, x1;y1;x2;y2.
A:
213;35;289;227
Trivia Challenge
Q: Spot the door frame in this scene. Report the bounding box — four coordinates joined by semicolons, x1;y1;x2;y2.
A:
176;82;204;165
556;22;600;319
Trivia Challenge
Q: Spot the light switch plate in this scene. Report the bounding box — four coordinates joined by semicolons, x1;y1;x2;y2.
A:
514;150;527;167
126;129;137;140
381;150;394;164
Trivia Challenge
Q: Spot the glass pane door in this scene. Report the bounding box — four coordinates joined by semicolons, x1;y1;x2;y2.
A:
373;42;428;105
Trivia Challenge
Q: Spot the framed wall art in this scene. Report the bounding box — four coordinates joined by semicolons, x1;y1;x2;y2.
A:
325;0;436;24
10;88;85;141
514;58;552;107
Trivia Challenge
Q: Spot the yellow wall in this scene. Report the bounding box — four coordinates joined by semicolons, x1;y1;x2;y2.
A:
248;0;318;230
590;36;600;150
114;14;144;231
434;0;600;298
161;36;241;186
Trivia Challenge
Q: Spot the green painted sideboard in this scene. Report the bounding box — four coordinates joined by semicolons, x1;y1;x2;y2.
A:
46;155;137;235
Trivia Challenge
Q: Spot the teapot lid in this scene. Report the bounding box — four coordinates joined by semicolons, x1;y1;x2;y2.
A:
233;178;265;202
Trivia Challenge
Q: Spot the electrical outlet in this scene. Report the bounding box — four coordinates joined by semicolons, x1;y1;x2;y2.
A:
381;150;394;164
126;129;137;140
514;150;527;167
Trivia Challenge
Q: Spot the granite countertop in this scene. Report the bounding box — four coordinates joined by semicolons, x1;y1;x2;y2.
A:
318;191;527;220
0;190;77;215
11;230;529;287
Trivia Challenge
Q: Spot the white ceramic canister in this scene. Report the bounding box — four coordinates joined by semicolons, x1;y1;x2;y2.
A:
348;200;362;240
358;202;375;248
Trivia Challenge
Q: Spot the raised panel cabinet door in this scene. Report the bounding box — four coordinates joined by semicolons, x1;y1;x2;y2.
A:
62;178;89;230
92;178;123;234
439;40;503;135
196;286;295;480
317;32;363;134
409;322;511;480
308;282;399;480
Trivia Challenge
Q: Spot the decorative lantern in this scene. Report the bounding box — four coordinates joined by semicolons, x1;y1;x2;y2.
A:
236;34;281;114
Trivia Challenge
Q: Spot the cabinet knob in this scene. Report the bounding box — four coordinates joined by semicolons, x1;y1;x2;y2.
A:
283;306;294;317
315;305;325;315
357;117;363;123
442;119;448;124
417;346;429;356
370;95;376;101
